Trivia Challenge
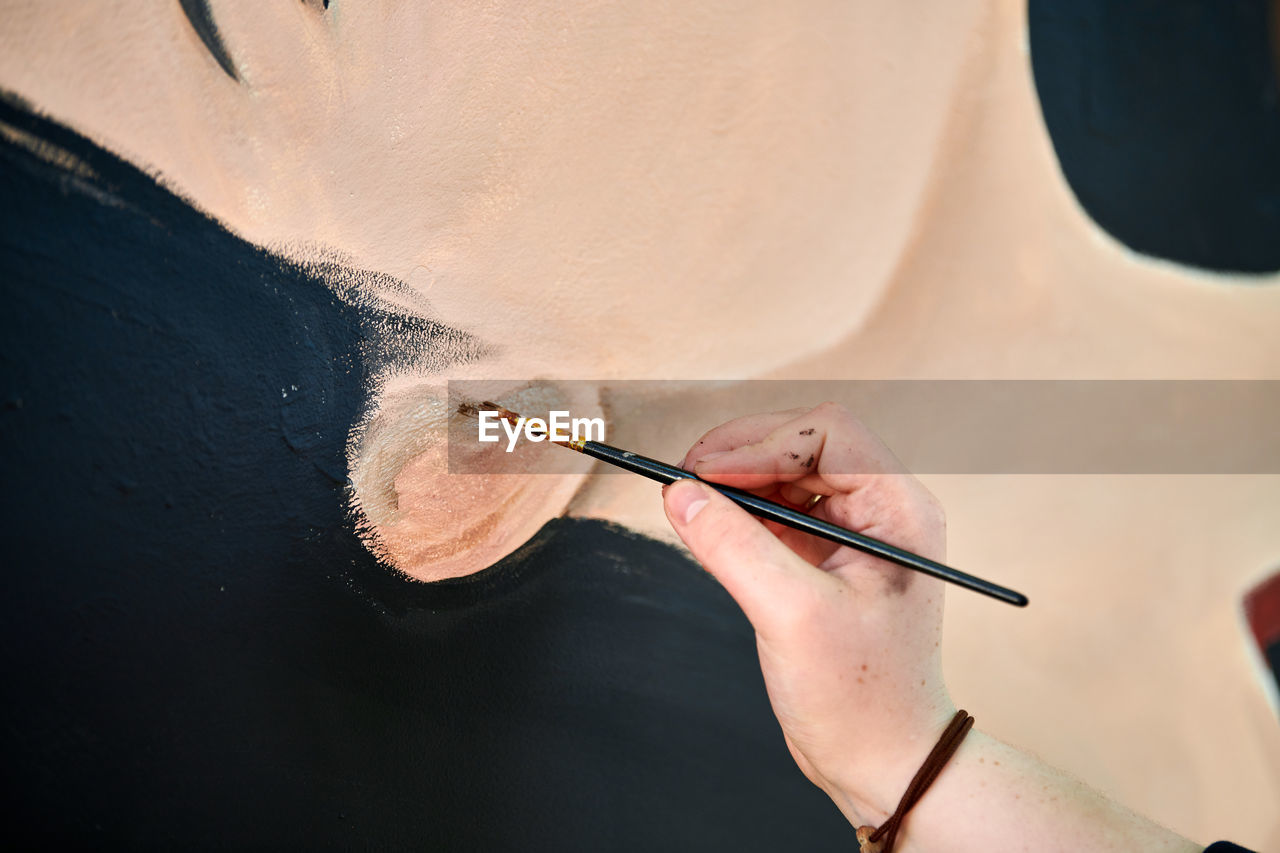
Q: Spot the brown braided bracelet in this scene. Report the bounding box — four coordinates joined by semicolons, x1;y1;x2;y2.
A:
855;710;975;853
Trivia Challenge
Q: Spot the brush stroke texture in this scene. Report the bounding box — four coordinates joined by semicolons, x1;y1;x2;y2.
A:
0;92;848;849
1030;0;1280;273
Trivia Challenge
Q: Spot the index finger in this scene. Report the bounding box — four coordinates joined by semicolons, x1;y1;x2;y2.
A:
691;402;908;493
681;407;811;470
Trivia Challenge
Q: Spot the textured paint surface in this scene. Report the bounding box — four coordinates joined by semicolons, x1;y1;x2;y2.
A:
1029;0;1280;273
0;0;992;580
1;0;1279;848
0;97;848;847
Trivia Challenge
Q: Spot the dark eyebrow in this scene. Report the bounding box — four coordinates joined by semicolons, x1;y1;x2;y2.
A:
177;0;239;82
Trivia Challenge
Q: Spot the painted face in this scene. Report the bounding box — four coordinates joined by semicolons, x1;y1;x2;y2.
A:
0;93;849;847
5;4;1280;847
0;0;993;578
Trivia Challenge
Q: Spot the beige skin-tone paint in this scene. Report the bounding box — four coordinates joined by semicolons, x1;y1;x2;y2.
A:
3;0;1278;847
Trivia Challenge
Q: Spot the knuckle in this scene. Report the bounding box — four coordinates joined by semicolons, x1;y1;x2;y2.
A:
927;491;946;531
913;483;945;527
812;400;853;423
897;483;947;552
810;401;866;440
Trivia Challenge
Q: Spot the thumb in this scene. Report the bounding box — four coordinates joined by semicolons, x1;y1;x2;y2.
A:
663;479;833;638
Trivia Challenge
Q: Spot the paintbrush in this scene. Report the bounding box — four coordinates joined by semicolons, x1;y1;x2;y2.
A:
457;401;1027;607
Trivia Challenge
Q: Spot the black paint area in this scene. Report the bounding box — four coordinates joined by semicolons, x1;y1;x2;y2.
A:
1266;639;1280;699
1029;0;1280;274
0;93;850;848
178;0;239;81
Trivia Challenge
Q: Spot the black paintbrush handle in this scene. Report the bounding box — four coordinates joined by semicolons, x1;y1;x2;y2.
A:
576;440;1028;607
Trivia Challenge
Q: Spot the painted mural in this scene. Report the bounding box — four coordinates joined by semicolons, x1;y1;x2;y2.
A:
2;1;1278;848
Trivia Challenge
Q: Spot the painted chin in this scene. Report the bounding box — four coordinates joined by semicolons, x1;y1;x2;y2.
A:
348;378;597;582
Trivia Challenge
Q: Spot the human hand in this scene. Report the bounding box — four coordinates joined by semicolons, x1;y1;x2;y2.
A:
661;402;954;822
664;403;1205;852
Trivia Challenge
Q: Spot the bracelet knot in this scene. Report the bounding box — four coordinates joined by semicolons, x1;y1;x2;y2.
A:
856;709;974;853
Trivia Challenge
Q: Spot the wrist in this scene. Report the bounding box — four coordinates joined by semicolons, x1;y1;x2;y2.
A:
836;730;1202;853
822;703;961;830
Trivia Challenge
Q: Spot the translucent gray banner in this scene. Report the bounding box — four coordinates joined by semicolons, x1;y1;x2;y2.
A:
446;380;1280;474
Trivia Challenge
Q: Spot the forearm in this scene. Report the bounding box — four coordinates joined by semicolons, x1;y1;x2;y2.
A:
828;729;1201;853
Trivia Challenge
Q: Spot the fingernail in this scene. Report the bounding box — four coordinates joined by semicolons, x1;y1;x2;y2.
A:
684;497;709;524
667;480;710;524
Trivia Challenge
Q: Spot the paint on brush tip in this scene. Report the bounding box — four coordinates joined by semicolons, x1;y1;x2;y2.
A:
456;400;523;423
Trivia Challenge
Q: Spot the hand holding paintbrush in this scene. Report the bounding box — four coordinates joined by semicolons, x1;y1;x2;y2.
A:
458;399;1204;852
661;401;961;842
657;403;1198;853
458;399;1025;607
